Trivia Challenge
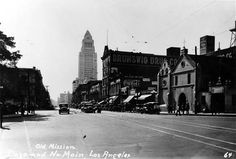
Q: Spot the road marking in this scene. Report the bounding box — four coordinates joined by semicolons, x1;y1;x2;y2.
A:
23;118;33;154
135;122;236;153
103;114;236;153
106;112;236;132
174;120;236;132
165;120;236;133
138;121;236;146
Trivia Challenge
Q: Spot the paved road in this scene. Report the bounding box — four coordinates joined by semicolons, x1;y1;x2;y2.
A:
0;110;236;159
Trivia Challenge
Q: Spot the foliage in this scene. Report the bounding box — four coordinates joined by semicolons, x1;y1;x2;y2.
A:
0;23;22;67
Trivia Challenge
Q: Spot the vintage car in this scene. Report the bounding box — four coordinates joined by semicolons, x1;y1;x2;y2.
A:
140;102;161;114
59;103;70;114
81;102;96;113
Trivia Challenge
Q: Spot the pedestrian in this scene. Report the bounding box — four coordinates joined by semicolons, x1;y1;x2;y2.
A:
175;105;181;116
169;105;173;114
181;104;185;115
186;102;190;115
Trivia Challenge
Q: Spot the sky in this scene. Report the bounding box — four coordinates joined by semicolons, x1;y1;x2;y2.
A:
0;0;235;100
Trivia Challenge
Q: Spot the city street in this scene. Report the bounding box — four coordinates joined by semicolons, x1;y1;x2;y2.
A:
0;110;236;159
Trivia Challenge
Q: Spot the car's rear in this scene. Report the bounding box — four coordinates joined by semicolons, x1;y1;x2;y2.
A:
59;103;70;114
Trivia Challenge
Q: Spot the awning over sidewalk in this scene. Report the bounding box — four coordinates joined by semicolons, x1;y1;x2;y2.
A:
123;95;134;103
138;94;152;100
109;96;118;103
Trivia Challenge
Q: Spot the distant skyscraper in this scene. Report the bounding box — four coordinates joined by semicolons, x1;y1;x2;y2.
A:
78;30;97;84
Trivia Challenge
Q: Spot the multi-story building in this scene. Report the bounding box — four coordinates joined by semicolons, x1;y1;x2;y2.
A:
78;30;97;84
101;46;179;104
0;65;51;111
58;91;72;105
71;80;102;105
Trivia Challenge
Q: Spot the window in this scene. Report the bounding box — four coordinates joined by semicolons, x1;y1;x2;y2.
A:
175;76;178;86
187;73;191;84
165;68;168;75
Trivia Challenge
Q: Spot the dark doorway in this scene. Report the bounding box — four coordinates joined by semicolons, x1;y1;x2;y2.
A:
211;93;225;113
178;93;186;107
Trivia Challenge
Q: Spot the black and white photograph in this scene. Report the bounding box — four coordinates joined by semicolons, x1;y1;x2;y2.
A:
0;0;236;158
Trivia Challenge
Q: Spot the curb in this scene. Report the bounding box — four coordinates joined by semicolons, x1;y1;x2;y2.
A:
159;112;236;117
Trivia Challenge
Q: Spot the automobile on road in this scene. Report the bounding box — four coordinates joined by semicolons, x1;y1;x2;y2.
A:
140;102;161;114
59;103;70;114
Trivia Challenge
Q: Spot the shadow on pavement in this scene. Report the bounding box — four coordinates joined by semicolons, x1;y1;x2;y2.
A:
3;113;53;123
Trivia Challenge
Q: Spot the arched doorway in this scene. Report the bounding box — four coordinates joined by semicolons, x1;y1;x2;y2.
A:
178;93;186;107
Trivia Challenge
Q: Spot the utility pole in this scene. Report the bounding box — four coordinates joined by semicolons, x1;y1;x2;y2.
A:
230;21;236;47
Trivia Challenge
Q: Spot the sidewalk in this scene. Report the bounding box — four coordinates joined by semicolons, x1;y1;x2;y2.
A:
160;111;236;117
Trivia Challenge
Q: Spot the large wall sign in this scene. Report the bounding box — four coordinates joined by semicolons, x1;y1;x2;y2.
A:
112;53;177;66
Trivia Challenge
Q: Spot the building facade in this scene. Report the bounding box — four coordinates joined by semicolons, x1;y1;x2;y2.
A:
157;46;236;113
58;91;72;105
71;80;102;105
101;46;179;104
78;30;97;84
0;65;52;112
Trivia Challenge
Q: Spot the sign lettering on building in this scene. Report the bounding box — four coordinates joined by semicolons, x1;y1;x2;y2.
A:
211;86;224;93
123;79;140;87
112;54;177;66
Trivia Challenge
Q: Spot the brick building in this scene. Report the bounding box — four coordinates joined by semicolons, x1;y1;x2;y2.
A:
101;46;179;105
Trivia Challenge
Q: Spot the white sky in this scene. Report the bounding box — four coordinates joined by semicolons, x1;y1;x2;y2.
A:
0;0;235;100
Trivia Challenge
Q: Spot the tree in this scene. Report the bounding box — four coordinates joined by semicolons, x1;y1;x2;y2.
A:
0;23;22;67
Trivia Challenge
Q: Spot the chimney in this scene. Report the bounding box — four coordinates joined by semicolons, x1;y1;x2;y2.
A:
200;35;215;55
166;47;180;57
180;47;188;55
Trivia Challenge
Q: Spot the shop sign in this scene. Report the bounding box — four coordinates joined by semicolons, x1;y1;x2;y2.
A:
148;87;156;91
121;87;128;95
112;54;177;66
130;89;136;95
123;79;140;87
211;86;224;93
152;81;158;85
143;78;150;82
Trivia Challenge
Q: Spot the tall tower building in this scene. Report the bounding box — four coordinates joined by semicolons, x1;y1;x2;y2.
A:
78;30;97;84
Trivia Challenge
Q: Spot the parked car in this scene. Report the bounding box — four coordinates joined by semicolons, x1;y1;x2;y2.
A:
97;100;108;110
59;103;70;114
81;102;96;113
141;102;161;114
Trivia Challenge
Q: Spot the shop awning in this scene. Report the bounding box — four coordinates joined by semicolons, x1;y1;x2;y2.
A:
123;95;134;103
109;96;118;103
138;94;152;100
98;100;106;105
